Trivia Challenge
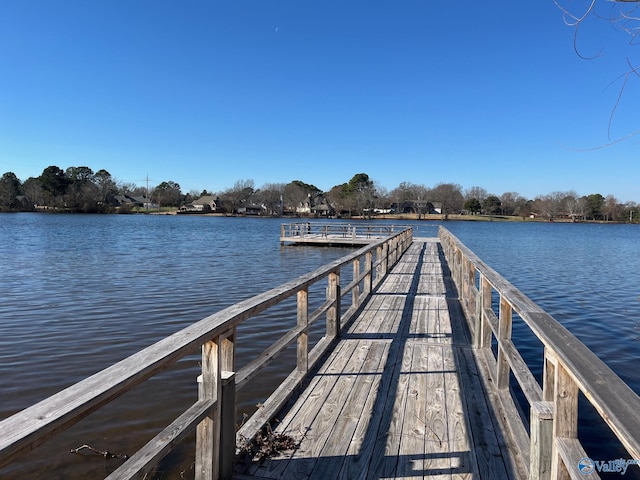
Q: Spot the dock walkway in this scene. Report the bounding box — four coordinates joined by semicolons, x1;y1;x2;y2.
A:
235;238;522;479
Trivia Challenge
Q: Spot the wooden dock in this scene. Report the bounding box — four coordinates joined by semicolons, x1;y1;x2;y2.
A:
234;239;523;479
2;226;639;480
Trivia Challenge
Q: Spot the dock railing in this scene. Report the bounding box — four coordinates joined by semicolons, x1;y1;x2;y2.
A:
0;227;413;480
439;226;640;480
280;222;410;244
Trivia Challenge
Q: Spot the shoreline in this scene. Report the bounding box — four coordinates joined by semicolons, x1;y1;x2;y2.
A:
3;209;630;224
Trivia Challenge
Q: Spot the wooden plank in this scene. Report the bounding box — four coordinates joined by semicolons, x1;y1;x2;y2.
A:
435;296;454;345
249;339;363;478
307;341;388;480
367;338;412;479
236;325;304;389
501;339;543;405
276;340;372;479
349;294;405;336
336;341;391;479
422;342;452;480
395;341;430;480
347;324;410;478
443;346;474;480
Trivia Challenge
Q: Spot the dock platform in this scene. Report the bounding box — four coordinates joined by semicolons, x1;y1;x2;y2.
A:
280;223;409;246
235;238;523;479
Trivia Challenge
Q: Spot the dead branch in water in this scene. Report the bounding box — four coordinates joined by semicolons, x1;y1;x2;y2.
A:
70;444;129;460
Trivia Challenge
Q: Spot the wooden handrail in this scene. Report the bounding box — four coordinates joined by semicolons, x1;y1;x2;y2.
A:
0;226;413;480
280;222;412;241
439;226;640;480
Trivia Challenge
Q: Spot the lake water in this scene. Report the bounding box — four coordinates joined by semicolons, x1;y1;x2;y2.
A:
0;215;638;478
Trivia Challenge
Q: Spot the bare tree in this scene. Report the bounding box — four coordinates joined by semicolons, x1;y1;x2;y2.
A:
534;191;567;220
564;192;588;221
373;182;390;210
464;186;488;204
500;191;526;216
555;0;640;142
258;182;285;215
604;194;622;221
431;183;464;218
222;179;255;214
389;182;430;217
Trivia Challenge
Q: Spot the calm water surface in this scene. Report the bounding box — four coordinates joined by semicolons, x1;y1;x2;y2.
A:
1;215;638;478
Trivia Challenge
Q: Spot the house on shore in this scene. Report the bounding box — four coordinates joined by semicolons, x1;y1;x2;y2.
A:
114;195;156;210
178;195;220;214
296;195;335;217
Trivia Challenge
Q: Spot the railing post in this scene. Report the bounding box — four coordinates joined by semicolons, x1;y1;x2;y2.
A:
466;262;476;314
196;338;220;480
454;248;461;288
220;371;236;480
530;400;554;480
352;258;360;309
219;331;235;480
327;270;341;338
363;251;373;297
475;276;492;349
551;362;579;480
530;348;556;480
297;288;309;373
382;243;389;277
496;296;512;389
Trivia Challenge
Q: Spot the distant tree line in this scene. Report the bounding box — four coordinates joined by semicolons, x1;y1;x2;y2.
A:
1;166;639;222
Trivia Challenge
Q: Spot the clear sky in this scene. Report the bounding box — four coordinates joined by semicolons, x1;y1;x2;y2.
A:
1;1;639;202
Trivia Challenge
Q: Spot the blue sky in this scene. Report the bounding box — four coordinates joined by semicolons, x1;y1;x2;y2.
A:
1;1;639;201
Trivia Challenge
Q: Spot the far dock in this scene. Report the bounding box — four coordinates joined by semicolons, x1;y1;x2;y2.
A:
280;222;409;246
